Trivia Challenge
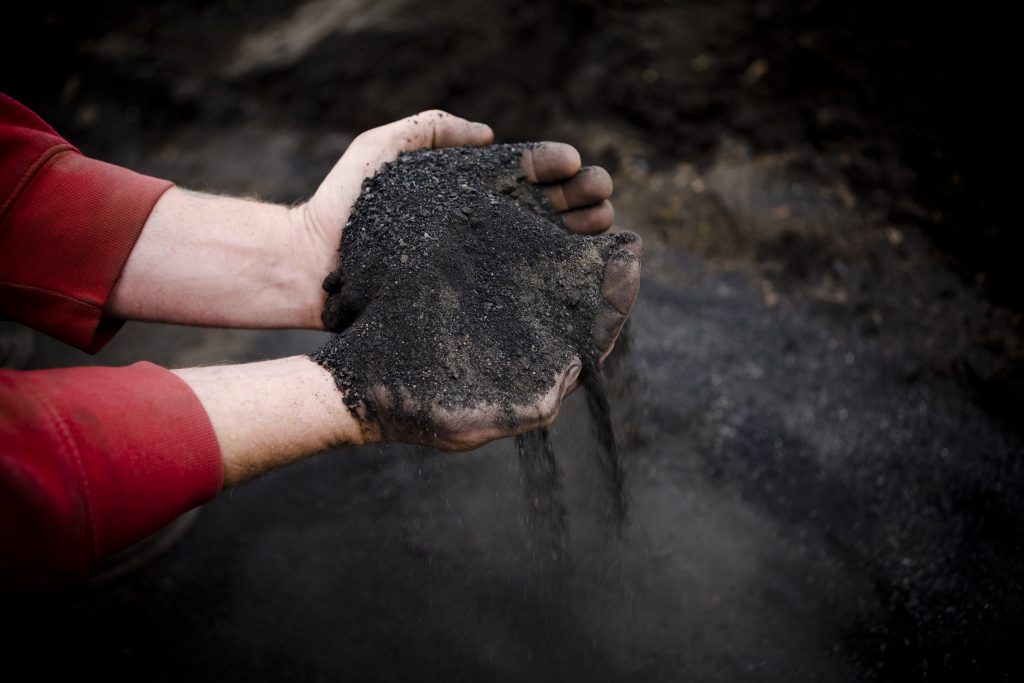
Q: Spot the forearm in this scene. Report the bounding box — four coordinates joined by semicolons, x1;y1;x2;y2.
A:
173;355;364;487
107;188;329;329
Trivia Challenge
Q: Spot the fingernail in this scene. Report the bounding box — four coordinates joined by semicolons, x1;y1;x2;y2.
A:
470;122;493;138
561;362;582;397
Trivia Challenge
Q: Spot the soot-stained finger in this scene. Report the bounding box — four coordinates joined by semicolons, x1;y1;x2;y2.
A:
613;230;643;258
601;249;641;316
437;363;579;450
389;110;495;151
513;373;567;431
562;199;615;234
560;357;583;398
542;166;614;212
428;400;541;452
592;305;628;358
521;142;582;183
430;118;494;148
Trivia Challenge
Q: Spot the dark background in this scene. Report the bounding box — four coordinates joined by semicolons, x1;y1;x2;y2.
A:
2;1;1021;680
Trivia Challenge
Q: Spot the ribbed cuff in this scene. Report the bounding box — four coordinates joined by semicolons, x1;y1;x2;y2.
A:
27;361;223;563
0;150;172;353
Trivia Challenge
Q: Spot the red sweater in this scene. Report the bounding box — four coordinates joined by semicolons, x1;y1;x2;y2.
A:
0;94;223;594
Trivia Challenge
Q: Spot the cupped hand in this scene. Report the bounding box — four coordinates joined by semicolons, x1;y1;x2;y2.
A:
359;229;642;452
292;110;617;325
301;110;637;451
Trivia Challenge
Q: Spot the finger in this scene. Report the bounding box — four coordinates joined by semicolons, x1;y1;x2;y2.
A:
561;360;583;397
599;339;618;364
601;241;642;316
425;112;494;148
594;234;642;355
559;357;583;399
593;306;627;358
511;358;580;430
338;111;492;195
542;166;614;212
613;230;644;259
366;383;430;445
521;142;582;183
428;359;579;451
562;199;615;235
370;109;493;156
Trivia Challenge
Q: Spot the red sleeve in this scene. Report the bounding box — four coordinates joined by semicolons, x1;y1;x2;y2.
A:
0;362;223;594
0;95;223;594
0;92;173;353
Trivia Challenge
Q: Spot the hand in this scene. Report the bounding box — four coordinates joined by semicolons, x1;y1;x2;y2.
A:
108;110;618;332
291;110;619;327
308;119;641;451
351;232;642;452
129;111;638;476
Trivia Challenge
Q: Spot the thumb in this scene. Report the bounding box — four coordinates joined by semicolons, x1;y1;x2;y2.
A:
372;109;494;155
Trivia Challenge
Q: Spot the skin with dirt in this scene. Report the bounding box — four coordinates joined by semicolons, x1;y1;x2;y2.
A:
4;1;1020;681
312;143;629;515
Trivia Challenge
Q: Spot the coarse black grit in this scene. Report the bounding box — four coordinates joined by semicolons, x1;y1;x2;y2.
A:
312;143;634;520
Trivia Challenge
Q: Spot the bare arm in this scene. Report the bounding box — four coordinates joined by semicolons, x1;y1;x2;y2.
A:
105;111;615;333
107;111;497;331
173;355;363;487
107;189;323;329
106;111;630;484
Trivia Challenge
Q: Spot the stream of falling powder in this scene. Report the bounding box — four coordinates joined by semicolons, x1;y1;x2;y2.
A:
513;356;625;553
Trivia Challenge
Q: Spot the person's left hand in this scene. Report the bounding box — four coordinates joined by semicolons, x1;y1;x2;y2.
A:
290;110;617;326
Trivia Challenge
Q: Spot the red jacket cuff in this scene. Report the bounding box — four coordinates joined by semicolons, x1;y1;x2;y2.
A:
0;361;222;591
0;150;172;353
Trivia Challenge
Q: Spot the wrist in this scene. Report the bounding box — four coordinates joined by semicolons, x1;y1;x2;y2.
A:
111;188;326;330
287;202;336;330
175;356;368;487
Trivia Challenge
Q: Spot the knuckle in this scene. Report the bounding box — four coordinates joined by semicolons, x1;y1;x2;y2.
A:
610;249;640;269
602;200;616;223
581;166;613;191
540;395;561;422
354;128;383;147
416;108;449;120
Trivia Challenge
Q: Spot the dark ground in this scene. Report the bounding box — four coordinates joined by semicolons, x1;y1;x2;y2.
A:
2;1;1021;680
